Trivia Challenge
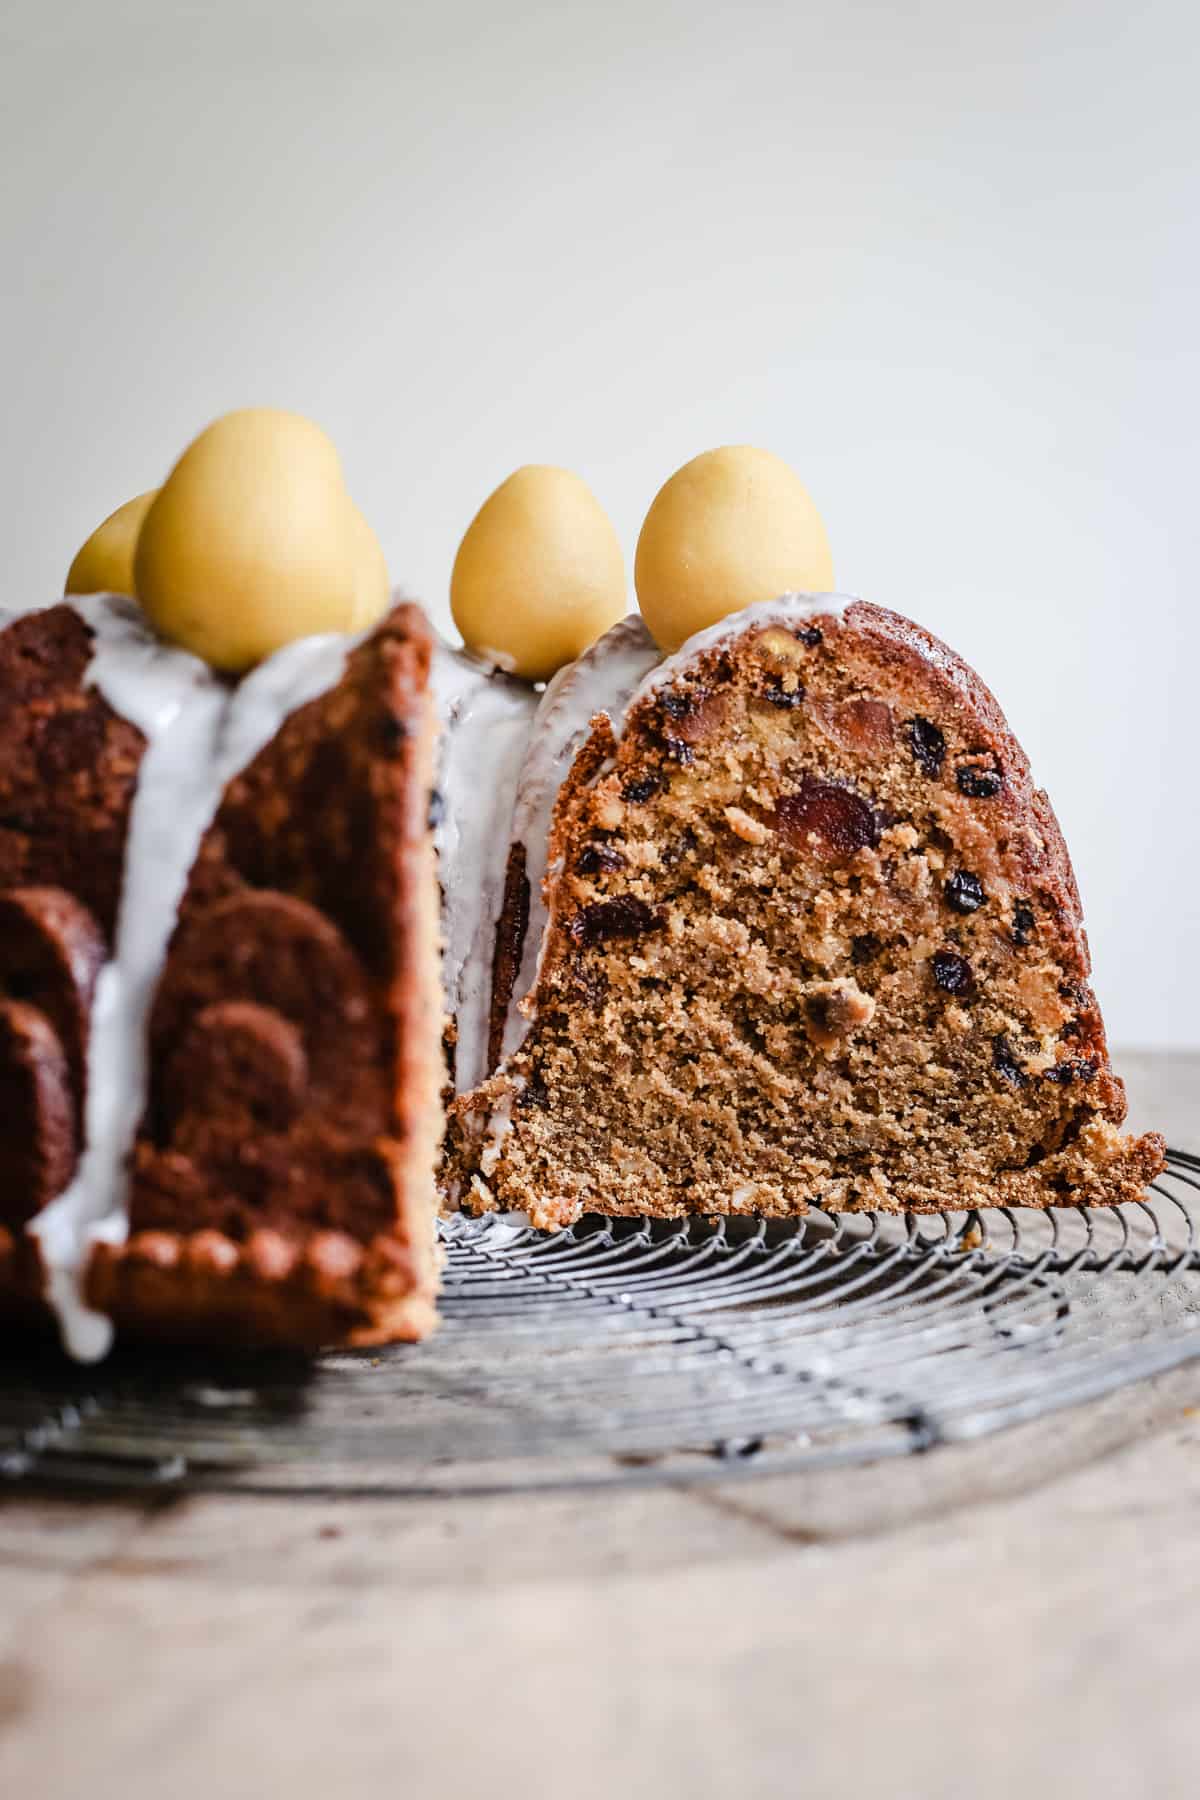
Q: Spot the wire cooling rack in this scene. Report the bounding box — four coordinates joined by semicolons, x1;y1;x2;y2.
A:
3;1148;1200;1496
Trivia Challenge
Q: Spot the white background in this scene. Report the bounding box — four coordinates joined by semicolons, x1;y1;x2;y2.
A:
1;0;1196;1046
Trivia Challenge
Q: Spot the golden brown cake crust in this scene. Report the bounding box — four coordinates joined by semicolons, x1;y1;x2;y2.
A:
451;600;1165;1225
0;601;444;1351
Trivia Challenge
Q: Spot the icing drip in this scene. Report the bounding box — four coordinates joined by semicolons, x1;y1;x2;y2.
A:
429;640;539;1092
619;592;850;727
28;595;359;1361
500;614;659;1058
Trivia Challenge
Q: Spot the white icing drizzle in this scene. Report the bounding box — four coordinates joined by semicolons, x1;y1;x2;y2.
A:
500;614;659;1058
618;592;850;729
429;639;539;1093
27;595;360;1361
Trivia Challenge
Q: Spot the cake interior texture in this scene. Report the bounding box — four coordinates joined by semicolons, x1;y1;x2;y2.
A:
449;599;1164;1224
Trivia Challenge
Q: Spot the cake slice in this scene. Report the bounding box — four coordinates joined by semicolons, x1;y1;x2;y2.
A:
448;596;1164;1224
0;597;443;1354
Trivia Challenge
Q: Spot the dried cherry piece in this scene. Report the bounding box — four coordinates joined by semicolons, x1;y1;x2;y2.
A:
621;773;663;805
813;698;894;756
771;776;880;860
908;717;945;777
955;756;1003;799
569;896;661;947
797;625;823;647
992;1035;1026;1087
931;949;974;996
944;870;985;915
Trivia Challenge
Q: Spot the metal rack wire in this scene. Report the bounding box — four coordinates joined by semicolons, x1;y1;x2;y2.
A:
3;1148;1199;1496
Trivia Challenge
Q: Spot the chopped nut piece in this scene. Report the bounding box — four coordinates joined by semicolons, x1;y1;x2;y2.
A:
803;978;876;1051
755;626;808;666
724;805;769;846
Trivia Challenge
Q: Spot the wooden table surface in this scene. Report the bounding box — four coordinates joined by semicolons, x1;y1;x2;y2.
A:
1;1051;1196;1800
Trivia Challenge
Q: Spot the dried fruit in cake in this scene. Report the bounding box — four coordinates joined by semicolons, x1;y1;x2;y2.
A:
135;409;390;672
448;598;1164;1225
450;465;628;681
635;447;834;652
66;490;158;598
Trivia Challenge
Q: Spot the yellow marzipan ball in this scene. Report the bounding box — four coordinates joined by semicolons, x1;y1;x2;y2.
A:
635;446;834;653
345;501;391;632
134;409;387;673
450;465;627;682
66;490;159;597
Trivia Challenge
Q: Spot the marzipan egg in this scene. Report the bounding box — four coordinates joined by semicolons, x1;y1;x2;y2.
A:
451;465;627;682
66;490;159;597
635;446;833;653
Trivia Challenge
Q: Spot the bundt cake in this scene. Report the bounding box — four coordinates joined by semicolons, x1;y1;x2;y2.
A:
0;595;443;1356
445;595;1165;1225
0;425;1167;1362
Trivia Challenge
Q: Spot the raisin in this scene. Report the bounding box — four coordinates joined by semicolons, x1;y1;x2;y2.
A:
621;773;663;804
517;1075;550;1111
908;717;945;777
992;1036;1026;1087
797;625;823;647
656;686;723;760
955;757;1003;799
373;713;409;755
1045;1055;1099;1086
850;933;879;966
771;776;880;860
1011;902;1035;947
763;678;806;710
427;789;445;830
931;949;974;996
570;961;610;1010
569;896;661;947
576;843;626;875
661;827;698;868
944;870;985;915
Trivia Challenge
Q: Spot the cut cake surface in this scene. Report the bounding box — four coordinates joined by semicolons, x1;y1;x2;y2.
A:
448;597;1165;1224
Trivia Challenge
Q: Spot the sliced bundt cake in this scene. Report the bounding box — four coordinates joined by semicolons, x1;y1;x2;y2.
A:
0;596;443;1355
447;595;1164;1224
